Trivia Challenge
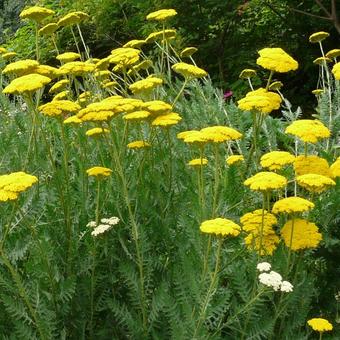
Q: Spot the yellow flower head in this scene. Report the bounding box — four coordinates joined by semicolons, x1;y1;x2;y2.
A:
110;47;140;66
226;155;244;165
127;141;151;149
239;69;256;79
129;77;163;94
260;151;295;170
237;88;282;114
56;52;81;63
129;60;153;74
39;23;58;36
309;31;329;43
326;49;340;59
200;126;242;143
145;29;177;43
63;115;82;125
53;90;69;101
85;127;109;137
307;318;333;332
59;61;95;76
281;219;322;250
244;171;287;191
2;52;17;60
285;119;330;143
182;131;207;145
172;62;207;78
123;110;151;121
143;100;172;116
313;57;332;65
332;62;340;80
3;59;39;76
151;112;182;127
294;155;331;177
0;47;7;54
256;48;298;73
188;158;208;167
296;174;335;193
86;166;112;178
0;172;38;202
241;209;277;233
330;156;340;178
123;39;146;49
102;81;118;89
312;89;324;96
244;232;279;256
39;100;80;117
272;197;314;214
146;9;177;21
58;11;89;27
180;47;198;58
3;74;51;95
268;81;283;91
49;79;69;93
20;6;54;22
200;218;241;237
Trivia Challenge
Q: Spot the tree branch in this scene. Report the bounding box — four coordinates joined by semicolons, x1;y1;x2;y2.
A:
289;7;332;21
315;0;331;17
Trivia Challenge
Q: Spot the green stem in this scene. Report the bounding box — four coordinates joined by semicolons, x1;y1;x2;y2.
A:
212;144;220;217
35;23;40;61
71;27;82;59
265;71;274;90
172;79;188;106
77;24;90;60
286;215;295;274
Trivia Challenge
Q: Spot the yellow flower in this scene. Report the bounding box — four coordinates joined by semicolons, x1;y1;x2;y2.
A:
260;151;295;170
244;171;287;191
183;131;207;145
32;65;60;79
53;90;69;101
56;52;81;63
3;59;39;76
307;318;333;332
129;77;163;94
3;74;51;95
172;62;207;78
123;110;150;121
200;218;240;237
239;69;256;79
188;158;208;166
237;88;282;114
281;219;322;250
244;232;279;256
127;141;151;149
39;100;80;117
20;6;54;22
151;112;182;127
0;47;7;54
110;47;140;66
330;156;340;178
58;11;89;27
85;128;109;137
256;48;298;73
2;52;17;60
146;9;177;21
145;29;177;43
180;47;198;58
0;172;38;202
268;81;283;91
102;81;118;89
294;155;331;177
39;23;58;36
49;79;69;93
226;155;244;165
326;49;340;59
285;119;330;143
59;61;95;76
123;39;146;49
313;57;332;65
296;174;335;193
312;89;324;96
86;166;112;178
63;115;82;124
129;60;153;74
241;209;277;233
95;57;111;70
332;62;340;80
272;197;314;214
143;100;172;116
200;126;242;142
309;31;329;43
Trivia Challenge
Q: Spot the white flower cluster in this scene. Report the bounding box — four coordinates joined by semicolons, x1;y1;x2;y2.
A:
86;216;120;237
257;262;293;293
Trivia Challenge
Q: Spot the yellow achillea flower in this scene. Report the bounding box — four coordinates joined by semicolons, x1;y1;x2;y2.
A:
172;62;207;78
123;39;146;49
285;119;330;143
123;110;150;121
85;128;109;137
53;91;69;101
127;141;151;149
180;47;198;58
256;48;298;73
296;174;335;193
86;166;112;178
260;151;295;170
272;197;314;214
39;100;80;117
56;52;81;63
59;61;95;76
237;88;282;114
226;155;244;165
313;57;332;65
129;77;163;94
188;158;208;166
307;318;333;332
241;209;277;233
309;31;329;43
3;59;39;76
244;233;279;256
2;52;17;60
102;81;118;89
20;6;54;22
294;155;331;177
94;70;111;79
129;60;153;74
330;156;340;178
239;69;256;79
58;11;89;27
326;49;340;59
145;29;176;43
143;100;172;115
151;112;182;126
3;74;51;95
281;219;322;250
332;62;340;80
95;57;111;70
63;115;82;124
182;131;207;145
32;65;61;79
269;81;283;91
200;126;242;142
200;218;240;237
312;89;324;96
110;47;140;66
146;9;177;21
39;23;58;36
0;172;38;202
49;79;69;93
0;47;7;53
244;171;287;191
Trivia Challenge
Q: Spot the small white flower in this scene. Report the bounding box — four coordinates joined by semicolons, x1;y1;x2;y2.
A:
259;270;283;291
280;280;293;293
86;221;97;228
257;262;271;272
91;224;112;236
101;216;120;225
